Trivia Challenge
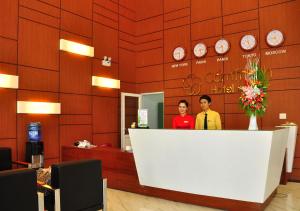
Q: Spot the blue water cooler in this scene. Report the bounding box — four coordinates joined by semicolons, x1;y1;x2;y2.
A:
25;122;44;168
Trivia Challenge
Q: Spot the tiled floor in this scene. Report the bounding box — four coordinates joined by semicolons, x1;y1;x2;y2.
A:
107;182;300;211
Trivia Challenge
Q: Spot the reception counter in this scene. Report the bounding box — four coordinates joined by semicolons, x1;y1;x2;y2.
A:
62;128;289;211
129;128;289;210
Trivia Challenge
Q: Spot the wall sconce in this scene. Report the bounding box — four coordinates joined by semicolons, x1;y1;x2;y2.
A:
92;76;120;89
102;56;112;67
59;39;94;57
17;101;61;114
0;73;19;89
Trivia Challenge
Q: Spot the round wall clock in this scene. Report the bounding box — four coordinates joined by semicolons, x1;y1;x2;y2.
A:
193;43;207;58
215;39;230;55
240;34;257;51
173;47;186;61
266;30;284;47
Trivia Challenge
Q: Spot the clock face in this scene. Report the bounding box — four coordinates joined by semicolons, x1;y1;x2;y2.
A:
193;43;207;58
240;35;257;51
215;39;230;55
266;30;284;47
173;47;185;61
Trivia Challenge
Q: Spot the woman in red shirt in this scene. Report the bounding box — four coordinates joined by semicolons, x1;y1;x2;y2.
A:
172;100;195;129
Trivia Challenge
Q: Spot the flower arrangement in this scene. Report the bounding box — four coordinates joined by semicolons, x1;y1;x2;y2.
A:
239;58;269;117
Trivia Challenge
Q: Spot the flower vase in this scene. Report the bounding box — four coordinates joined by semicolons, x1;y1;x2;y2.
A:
248;114;258;130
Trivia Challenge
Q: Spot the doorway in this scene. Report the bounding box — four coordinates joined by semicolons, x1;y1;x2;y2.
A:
120;92;164;150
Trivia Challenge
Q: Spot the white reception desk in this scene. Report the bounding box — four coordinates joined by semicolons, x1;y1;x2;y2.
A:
129;128;289;205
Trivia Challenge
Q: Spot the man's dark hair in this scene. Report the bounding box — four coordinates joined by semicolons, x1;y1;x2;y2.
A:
199;95;211;103
178;99;189;107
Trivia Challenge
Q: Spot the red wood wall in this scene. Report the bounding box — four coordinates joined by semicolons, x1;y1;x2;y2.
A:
1;0;300;180
0;0;136;166
134;0;300;180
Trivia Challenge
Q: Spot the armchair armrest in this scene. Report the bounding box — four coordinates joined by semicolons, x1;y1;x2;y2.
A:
103;178;107;211
12;160;31;168
37;182;61;211
37;192;44;211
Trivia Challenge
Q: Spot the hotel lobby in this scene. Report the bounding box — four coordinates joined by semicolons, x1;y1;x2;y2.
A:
0;0;300;210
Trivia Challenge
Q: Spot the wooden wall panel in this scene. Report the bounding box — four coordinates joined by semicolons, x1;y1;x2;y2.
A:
60;94;91;114
136;81;164;93
61;11;92;38
60;52;92;94
119;17;135;36
136;48;163;67
222;0;258;15
60;125;92;146
164;0;189;13
164;61;191;80
164;8;190;21
18;19;59;70
136;0;163;20
93;59;119;79
136;16;163;36
19;6;59;28
262;90;300;128
259;0;300;48
93;23;119;62
40;0;60;7
191;18;222;41
136;65;164;83
120;49;136;82
0;90;16;139
0;0;18;39
60;115;92;125
17;90;59;102
164;25;191;63
191;0;221;22
93;96;119;133
0;37;17;64
261;45;300;69
19;66;59;92
61;0;92;19
0;63;17;75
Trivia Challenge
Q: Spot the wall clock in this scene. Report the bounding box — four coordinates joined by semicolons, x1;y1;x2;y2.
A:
266;30;284;47
215;39;230;55
173;47;186;61
240;35;257;51
193;43;207;58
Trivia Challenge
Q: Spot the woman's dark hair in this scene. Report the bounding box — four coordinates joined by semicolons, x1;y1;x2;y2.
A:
199;95;211;103
178;99;189;107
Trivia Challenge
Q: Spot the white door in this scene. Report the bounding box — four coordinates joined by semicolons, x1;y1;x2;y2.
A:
121;92;142;150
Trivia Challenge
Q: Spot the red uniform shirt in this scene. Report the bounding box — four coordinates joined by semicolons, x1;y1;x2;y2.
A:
172;115;195;129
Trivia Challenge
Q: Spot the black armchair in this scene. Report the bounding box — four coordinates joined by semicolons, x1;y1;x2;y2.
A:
44;159;107;211
0;147;32;171
0;168;44;211
0;147;12;171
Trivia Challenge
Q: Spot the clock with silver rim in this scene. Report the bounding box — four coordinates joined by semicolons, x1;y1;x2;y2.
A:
266;29;284;47
173;47;186;61
215;39;230;55
240;34;257;51
193;42;207;58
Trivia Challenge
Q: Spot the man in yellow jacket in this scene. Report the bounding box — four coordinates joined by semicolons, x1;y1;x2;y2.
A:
195;95;222;130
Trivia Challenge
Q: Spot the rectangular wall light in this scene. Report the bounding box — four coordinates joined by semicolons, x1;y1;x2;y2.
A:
17;101;61;114
92;76;120;89
0;73;19;89
60;39;94;57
